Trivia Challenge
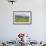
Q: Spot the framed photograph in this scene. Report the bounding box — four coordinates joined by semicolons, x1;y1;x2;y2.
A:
13;11;32;25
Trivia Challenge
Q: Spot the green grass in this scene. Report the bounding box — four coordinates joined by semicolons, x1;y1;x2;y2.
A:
15;18;32;23
15;18;29;22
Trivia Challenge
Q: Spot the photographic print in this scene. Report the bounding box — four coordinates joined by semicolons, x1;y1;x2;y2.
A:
13;11;32;25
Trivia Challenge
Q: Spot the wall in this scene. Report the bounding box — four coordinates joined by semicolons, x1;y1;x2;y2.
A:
0;0;46;41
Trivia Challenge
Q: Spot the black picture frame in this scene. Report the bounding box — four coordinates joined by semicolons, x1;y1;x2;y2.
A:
13;11;32;25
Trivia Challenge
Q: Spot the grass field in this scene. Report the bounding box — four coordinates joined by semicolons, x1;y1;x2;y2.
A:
15;17;32;23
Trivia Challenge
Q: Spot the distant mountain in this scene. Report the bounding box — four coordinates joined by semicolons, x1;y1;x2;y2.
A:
15;15;29;18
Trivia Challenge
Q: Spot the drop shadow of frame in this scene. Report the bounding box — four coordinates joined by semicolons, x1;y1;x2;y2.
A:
13;11;32;25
